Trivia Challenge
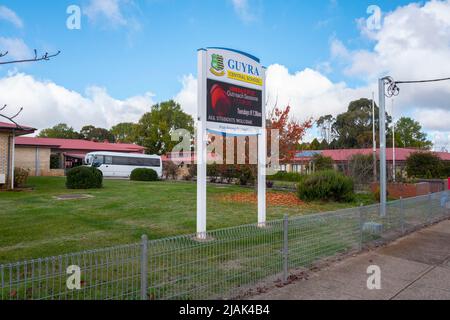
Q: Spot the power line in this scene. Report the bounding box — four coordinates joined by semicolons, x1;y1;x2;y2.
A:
396;77;450;84
383;76;450;97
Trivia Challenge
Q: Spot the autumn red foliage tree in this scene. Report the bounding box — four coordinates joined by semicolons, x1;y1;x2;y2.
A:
267;105;313;162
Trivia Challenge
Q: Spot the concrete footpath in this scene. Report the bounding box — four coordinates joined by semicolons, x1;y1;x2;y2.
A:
251;220;450;300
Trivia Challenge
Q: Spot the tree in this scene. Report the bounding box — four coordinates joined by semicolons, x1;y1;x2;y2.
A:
323;98;392;149
163;161;179;180
394;117;432;150
80;125;115;142
319;139;329;150
348;154;374;186
267;105;313;161
135;100;194;155
316;114;335;143
38;123;81;139
111;122;137;143
406;152;443;178
309;138;321;150
312;154;333;171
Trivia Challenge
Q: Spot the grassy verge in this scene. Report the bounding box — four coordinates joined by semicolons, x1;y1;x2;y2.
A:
0;177;375;263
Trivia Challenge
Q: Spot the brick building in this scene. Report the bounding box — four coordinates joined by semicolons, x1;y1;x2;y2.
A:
0;122;36;190
14;137;145;177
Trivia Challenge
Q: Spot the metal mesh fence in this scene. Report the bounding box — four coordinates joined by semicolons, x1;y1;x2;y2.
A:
1;191;449;300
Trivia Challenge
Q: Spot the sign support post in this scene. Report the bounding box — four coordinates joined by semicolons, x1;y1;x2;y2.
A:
257;67;267;227
197;49;207;239
196;47;266;238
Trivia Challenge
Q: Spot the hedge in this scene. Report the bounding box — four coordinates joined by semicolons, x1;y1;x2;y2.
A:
297;170;354;202
130;168;159;181
66;166;103;189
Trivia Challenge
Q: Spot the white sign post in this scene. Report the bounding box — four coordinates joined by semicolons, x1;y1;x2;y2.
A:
197;47;266;239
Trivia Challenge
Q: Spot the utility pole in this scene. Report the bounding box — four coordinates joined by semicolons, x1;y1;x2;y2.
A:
378;79;387;217
372;92;377;182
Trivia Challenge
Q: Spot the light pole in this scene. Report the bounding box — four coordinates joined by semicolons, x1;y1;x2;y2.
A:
392;98;396;183
378;78;387;217
372;92;377;183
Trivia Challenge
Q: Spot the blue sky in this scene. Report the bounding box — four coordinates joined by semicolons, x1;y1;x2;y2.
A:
1;0;449;150
1;0;411;99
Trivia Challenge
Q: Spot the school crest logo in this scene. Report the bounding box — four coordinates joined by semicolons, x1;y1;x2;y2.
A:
210;54;225;76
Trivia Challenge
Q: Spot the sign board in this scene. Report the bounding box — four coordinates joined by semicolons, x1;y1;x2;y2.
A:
203;47;265;136
197;47;267;239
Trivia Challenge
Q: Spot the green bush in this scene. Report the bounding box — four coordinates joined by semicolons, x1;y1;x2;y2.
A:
207;162;220;183
130;168;159;181
268;171;305;182
14;167;30;188
406;152;442;178
66;166;103;189
235;165;255;186
297;170;354;202
312;154;334;171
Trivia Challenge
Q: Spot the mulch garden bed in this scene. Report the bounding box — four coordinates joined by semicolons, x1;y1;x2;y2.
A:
219;192;304;207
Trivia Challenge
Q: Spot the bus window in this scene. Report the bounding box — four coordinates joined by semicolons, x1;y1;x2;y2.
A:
105;156;113;165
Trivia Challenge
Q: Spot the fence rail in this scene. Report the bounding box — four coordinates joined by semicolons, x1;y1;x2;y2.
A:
1;191;449;300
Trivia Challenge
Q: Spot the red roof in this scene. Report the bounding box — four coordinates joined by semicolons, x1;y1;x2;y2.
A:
15;137;145;153
293;148;450;162
0;121;36;136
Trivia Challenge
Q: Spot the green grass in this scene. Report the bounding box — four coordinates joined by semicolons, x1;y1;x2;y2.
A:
0;177;375;263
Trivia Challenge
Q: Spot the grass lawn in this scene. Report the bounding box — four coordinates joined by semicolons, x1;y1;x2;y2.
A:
0;177;375;263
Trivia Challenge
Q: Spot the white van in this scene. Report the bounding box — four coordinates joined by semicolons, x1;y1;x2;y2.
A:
84;152;162;178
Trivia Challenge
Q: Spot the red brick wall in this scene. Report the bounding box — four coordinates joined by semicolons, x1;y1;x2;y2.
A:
371;182;431;199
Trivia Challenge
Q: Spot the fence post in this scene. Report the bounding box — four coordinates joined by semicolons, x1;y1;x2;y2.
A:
428;192;432;224
359;204;364;251
400;197;405;235
141;234;148;300
282;215;289;284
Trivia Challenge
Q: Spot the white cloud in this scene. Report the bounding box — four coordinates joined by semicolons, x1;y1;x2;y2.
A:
0;37;32;61
172;64;373;124
231;0;258;23
331;0;450;135
265;64;372;120
83;0;140;29
0;5;23;28
0;73;155;132
174;74;197;118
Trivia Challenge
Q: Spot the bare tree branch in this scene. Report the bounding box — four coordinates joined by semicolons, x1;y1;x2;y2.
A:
0;105;24;129
0;49;61;65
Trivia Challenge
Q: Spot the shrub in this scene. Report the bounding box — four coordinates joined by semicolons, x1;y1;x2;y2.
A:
207;162;219;183
406;152;442;179
183;165;197;181
130;168;159;182
235;165;255;186
66;166;103;189
219;165;236;184
297;170;354;202
163;161;179;180
268;171;305;182
312;154;333;171
349;154;374;185
14;167;29;188
50;154;60;169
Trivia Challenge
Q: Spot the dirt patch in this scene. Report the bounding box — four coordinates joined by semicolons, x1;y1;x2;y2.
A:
219;192;304;207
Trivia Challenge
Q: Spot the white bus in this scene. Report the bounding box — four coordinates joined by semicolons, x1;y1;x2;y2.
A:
84;152;162;178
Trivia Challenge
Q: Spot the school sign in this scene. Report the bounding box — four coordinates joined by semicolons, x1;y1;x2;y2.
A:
197;47;267;238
